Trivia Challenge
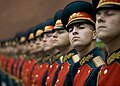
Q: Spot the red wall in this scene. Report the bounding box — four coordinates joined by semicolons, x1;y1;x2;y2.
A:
0;0;91;40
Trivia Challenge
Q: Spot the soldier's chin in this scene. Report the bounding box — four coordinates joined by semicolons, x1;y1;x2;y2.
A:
36;48;42;52
71;41;81;47
97;34;109;42
44;47;52;52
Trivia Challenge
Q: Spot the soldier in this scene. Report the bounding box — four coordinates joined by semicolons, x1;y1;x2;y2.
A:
21;29;36;86
53;10;80;86
9;39;20;86
30;23;46;86
15;32;28;86
45;10;65;86
92;0;120;85
61;1;105;86
41;18;59;86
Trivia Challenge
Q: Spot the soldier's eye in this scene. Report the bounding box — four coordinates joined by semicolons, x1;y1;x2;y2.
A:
46;33;52;37
105;10;114;16
68;28;73;32
57;30;65;34
78;26;85;29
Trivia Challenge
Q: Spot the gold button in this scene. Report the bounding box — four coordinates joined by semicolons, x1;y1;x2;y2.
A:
50;65;52;68
35;85;38;86
45;82;47;85
104;69;108;74
28;60;31;63
47;76;49;80
36;74;38;77
67;66;70;69
56;65;58;68
40;65;42;68
61;66;63;69
88;70;91;73
46;65;48;67
56;79;59;82
77;70;80;73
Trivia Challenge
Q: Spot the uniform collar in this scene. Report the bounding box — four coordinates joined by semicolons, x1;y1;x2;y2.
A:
62;49;78;63
107;48;120;65
50;52;62;63
42;54;51;63
79;47;102;66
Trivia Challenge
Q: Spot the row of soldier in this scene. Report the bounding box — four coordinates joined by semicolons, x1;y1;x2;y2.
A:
0;0;120;86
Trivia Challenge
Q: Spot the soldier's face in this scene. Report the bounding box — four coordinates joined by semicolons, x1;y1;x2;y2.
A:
28;41;36;53
43;33;54;51
68;23;95;48
6;46;13;53
21;44;28;53
35;37;44;52
96;9;120;43
53;29;69;48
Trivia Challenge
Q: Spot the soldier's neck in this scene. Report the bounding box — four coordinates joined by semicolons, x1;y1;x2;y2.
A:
77;41;96;60
60;45;73;56
105;35;120;55
34;51;45;59
48;48;59;58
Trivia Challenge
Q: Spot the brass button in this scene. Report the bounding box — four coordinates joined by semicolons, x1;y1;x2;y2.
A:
104;69;108;74
88;70;91;73
56;79;59;82
77;70;80;73
56;65;58;68
40;65;42;68
67;66;70;69
36;74;38;78
28;60;31;63
47;76;49;80
46;65;48;67
50;65;52;68
61;66;63;69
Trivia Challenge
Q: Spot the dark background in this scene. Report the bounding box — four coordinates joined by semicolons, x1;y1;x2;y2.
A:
0;0;91;40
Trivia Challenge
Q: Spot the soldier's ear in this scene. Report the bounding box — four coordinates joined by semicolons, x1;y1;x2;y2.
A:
92;30;96;40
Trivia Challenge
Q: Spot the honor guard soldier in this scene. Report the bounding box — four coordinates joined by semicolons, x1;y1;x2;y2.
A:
0;41;6;85
10;38;20;86
0;41;8;85
4;40;14;86
21;29;36;86
53;9;80;86
30;23;46;86
61;1;105;86
15;32;28;85
92;0;120;85
45;10;66;86
41;18;60;86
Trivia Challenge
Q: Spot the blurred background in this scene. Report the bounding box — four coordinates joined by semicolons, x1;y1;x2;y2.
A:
0;0;91;40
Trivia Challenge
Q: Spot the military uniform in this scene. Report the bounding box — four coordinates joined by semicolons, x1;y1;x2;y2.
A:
45;10;64;86
41;18;56;86
30;23;50;86
61;1;105;86
92;0;120;85
20;29;37;86
45;52;62;86
54;49;79;86
31;55;50;86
